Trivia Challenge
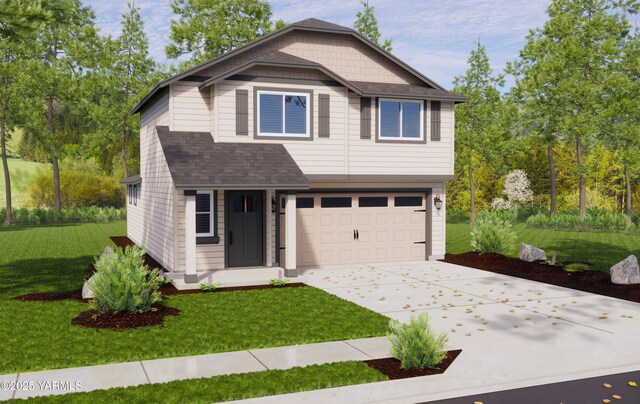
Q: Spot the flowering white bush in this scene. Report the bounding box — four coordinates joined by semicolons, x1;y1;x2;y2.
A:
503;169;533;206
491;197;512;211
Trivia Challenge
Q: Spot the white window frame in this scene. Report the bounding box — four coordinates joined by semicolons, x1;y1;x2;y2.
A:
257;90;311;138
196;191;214;238
378;98;424;141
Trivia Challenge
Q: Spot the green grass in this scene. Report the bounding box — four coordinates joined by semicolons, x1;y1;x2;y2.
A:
17;361;387;403
0;158;46;208
447;221;640;271
0;222;389;374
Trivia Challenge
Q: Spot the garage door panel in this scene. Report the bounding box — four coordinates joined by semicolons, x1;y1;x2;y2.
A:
376;213;388;225
296;193;427;267
339;214;352;225
320;215;333;226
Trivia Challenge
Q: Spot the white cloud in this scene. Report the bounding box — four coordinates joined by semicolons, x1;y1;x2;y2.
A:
84;0;551;88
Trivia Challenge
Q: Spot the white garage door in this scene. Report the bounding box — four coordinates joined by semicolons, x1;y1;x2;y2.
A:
294;193;427;267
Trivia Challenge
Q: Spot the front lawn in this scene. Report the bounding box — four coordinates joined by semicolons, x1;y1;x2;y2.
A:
0;223;389;374
20;361;387;403
447;221;640;271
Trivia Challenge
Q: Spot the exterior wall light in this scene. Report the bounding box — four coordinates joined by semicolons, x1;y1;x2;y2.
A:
434;194;443;211
271;195;277;213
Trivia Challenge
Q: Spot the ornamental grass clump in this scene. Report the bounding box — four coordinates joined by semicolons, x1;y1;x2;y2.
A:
470;215;517;254
90;246;162;313
388;312;448;370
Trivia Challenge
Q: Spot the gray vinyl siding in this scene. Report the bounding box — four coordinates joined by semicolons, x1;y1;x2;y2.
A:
132;90;175;271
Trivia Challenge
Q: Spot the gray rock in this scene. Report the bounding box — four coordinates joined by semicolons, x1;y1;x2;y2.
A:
519;243;547;262
99;246;113;262
610;255;640;285
82;274;96;299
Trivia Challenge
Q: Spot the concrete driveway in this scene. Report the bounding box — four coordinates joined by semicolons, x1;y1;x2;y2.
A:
241;261;640;403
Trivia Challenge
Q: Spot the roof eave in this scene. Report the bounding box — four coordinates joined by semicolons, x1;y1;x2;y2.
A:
131;20;456;114
199;60;363;95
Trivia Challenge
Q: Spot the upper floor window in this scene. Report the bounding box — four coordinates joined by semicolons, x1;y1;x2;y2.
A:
379;99;423;141
257;90;310;138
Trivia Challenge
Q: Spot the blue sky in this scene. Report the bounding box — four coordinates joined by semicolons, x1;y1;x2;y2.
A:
84;0;553;90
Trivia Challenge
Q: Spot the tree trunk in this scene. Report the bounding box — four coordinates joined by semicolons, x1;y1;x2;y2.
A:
469;163;476;227
48;95;61;211
1;113;11;225
624;141;632;227
625;163;632;227
576;138;586;217
121;121;128;178
548;143;557;216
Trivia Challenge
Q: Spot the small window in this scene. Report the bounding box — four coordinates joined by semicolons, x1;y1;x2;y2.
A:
133;185;138;206
128;185;132;204
395;196;422;207
359;196;388;207
257;90;310;137
296;197;314;209
379;99;423;141
321;197;352;208
232;194;255;213
196;192;214;236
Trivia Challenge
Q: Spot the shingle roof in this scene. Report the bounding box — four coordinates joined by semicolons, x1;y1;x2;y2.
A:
131;18;460;114
197;51;362;94
120;174;141;184
352;81;467;102
156;126;309;189
290;18;354;32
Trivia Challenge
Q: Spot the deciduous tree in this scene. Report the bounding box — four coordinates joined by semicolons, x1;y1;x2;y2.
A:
354;0;392;51
453;41;506;226
166;0;273;66
0;0;46;224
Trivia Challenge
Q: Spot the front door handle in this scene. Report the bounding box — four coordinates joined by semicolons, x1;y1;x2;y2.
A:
356;229;359;240
229;231;233;245
354;230;356;240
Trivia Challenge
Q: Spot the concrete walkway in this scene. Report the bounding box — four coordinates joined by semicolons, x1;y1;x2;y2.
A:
230;261;640;403
0;336;391;400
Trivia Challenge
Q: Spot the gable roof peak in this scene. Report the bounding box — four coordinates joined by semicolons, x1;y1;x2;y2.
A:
290;18;354;33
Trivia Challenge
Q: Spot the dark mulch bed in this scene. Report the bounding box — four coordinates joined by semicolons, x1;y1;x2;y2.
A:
72;304;180;329
13;289;85;302
159;282;307;296
364;350;461;380
110;236;165;271
443;252;640;304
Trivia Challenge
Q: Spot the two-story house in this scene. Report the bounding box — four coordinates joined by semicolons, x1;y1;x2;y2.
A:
121;18;466;284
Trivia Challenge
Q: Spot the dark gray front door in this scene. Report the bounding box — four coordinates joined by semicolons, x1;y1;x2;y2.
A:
227;191;264;267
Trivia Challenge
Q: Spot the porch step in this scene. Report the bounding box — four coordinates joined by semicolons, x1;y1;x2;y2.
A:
167;267;306;290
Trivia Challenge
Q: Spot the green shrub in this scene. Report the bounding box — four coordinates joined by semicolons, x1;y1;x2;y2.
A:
29;170;125;209
478;209;518;224
0;206;126;225
526;211;632;233
388;312;448;370
90;246;162;313
471;216;517;254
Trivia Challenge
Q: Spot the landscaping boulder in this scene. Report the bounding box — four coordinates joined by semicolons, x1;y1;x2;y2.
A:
610;255;640;285
98;246;113;262
82;274;96;299
519;243;547;262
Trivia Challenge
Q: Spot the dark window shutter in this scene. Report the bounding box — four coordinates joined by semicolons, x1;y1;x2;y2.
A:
236;89;248;136
318;94;330;138
430;101;441;141
360;97;371;139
